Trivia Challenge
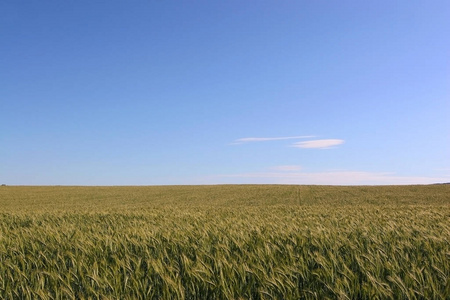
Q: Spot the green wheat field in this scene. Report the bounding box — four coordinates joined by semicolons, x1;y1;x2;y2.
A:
0;185;448;299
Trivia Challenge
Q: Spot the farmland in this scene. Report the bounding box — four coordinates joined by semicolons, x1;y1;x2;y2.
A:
0;185;449;299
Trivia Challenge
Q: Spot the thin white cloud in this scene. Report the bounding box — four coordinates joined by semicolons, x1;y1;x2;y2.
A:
217;171;450;185
293;139;344;149
232;135;314;144
271;165;302;172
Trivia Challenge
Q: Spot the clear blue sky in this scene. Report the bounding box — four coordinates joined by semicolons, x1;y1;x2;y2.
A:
1;1;449;185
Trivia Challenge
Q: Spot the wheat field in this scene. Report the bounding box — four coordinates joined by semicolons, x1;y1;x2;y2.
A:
0;185;448;299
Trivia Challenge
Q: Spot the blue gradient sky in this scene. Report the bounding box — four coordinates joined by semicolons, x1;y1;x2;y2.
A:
1;1;449;185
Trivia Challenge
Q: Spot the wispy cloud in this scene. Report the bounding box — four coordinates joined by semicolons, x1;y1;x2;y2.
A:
232;136;345;149
216;171;450;185
232;135;314;144
292;139;344;149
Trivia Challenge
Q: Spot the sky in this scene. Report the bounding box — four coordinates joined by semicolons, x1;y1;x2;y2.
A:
1;0;449;185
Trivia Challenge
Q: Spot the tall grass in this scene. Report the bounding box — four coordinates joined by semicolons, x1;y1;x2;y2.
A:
0;185;449;299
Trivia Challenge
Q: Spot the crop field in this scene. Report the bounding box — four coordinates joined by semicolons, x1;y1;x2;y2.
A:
0;185;449;299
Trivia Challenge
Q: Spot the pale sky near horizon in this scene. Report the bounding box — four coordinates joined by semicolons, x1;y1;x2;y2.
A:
1;1;449;185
